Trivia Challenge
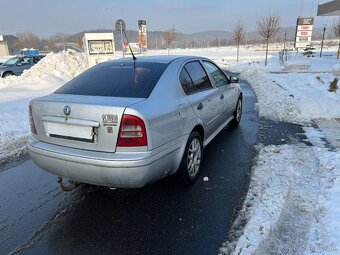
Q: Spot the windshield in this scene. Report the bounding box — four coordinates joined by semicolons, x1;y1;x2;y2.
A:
55;61;168;98
2;57;19;66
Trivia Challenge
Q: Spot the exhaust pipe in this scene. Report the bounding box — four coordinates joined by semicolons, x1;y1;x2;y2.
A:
57;177;80;192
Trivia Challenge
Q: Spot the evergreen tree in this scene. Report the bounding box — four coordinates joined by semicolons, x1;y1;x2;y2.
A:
302;44;315;57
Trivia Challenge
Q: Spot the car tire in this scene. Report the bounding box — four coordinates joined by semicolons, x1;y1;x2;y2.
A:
3;72;14;78
177;131;203;185
229;96;242;127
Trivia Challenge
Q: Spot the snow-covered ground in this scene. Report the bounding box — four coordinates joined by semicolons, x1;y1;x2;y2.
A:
216;49;340;254
0;45;339;255
219;128;340;255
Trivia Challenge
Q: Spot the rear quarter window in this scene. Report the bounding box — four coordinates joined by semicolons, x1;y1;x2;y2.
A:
183;61;212;92
55;61;168;98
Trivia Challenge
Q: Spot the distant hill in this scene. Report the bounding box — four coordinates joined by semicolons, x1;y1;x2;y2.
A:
68;26;337;50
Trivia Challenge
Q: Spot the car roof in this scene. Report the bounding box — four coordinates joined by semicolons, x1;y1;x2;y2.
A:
111;55;209;64
15;55;44;58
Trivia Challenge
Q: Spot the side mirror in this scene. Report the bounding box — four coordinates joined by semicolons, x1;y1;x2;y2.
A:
230;76;239;83
16;63;22;66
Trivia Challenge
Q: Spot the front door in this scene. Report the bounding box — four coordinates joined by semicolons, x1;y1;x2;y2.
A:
179;61;221;138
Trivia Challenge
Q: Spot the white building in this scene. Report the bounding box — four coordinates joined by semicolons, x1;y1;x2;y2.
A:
83;33;115;67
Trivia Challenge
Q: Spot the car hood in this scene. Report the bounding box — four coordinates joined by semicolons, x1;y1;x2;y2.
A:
0;65;11;70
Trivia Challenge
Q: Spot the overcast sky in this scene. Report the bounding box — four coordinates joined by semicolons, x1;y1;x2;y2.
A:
0;0;336;37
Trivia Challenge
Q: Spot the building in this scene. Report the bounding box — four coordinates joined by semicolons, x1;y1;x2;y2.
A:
317;0;340;16
3;35;19;55
0;35;9;57
82;33;115;67
0;35;19;57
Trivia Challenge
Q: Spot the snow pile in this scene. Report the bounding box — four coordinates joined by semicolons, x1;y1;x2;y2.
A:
220;129;340;255
239;66;340;123
284;60;310;72
332;63;340;77
0;50;88;164
0;49;87;89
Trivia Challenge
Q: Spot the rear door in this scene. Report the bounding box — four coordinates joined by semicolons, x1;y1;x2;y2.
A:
179;61;221;138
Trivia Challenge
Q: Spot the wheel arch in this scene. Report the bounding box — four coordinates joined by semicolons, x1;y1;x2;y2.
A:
192;124;204;141
2;71;15;78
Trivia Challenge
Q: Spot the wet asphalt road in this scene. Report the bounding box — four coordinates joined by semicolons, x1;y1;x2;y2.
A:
0;78;295;255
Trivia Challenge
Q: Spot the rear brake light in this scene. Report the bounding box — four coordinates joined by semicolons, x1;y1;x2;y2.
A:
29;105;37;135
117;114;147;147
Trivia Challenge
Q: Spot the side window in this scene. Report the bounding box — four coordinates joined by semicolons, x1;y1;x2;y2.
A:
202;61;229;87
17;57;31;66
179;68;195;94
33;57;42;64
184;61;212;92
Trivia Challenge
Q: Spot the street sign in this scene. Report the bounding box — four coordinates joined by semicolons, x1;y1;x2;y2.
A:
297;17;314;25
295;42;310;48
115;19;126;31
297;25;313;31
297;31;313;37
295;17;314;48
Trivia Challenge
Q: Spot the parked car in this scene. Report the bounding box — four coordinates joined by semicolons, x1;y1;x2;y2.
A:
0;55;45;78
28;56;242;188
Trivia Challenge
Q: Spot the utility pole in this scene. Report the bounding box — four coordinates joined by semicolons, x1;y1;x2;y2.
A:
120;20;124;58
283;31;287;61
320;25;326;58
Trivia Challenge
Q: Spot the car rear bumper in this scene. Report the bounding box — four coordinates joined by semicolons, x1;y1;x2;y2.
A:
27;137;183;188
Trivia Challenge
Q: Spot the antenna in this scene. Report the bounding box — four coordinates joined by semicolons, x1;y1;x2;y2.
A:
122;29;137;61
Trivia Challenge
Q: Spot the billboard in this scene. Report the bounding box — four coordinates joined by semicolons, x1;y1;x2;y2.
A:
295;17;314;48
138;20;147;51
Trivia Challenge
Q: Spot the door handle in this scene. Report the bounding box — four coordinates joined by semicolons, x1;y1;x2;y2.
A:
197;103;204;110
220;94;224;99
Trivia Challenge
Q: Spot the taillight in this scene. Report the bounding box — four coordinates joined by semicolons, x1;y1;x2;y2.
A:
117;114;147;147
29;105;37;135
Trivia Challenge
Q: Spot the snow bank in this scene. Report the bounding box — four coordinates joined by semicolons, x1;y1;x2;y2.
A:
239;67;340;123
0;50;88;164
284;60;310;72
0;50;87;89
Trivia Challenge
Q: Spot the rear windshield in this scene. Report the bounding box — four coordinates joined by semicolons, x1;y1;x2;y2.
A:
55;61;168;98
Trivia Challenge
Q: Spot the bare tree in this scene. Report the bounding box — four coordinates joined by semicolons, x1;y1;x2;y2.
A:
257;13;280;65
233;24;245;62
163;28;176;54
333;18;340;59
76;36;83;50
16;32;40;49
47;37;56;52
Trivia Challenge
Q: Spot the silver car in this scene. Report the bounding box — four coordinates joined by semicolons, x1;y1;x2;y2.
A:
28;56;242;188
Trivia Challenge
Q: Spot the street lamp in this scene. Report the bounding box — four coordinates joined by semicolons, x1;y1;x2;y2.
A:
320;24;326;58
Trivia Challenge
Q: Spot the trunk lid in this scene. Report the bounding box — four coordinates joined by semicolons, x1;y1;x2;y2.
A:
31;93;145;152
